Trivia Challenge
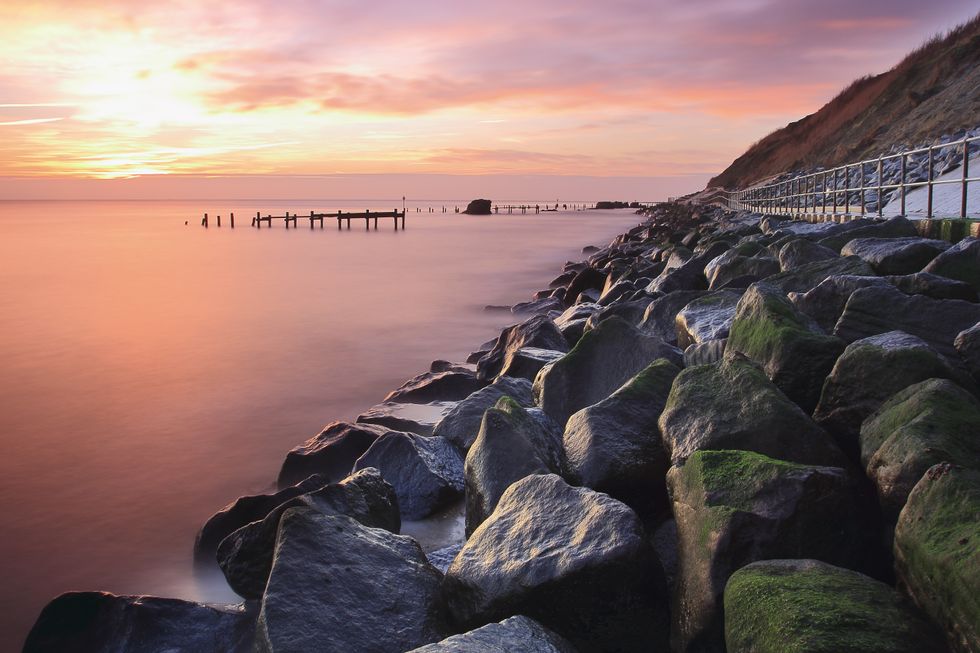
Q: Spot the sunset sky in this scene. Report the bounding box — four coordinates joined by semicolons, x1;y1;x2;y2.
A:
0;0;976;198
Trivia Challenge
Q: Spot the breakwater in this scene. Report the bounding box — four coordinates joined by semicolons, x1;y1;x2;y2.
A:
23;203;980;653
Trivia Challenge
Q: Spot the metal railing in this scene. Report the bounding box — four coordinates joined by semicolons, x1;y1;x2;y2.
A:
723;134;979;219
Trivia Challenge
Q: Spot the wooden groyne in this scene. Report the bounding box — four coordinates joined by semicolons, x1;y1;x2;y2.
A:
199;210;407;230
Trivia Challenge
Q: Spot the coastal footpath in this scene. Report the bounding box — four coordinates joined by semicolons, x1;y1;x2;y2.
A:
24;202;980;653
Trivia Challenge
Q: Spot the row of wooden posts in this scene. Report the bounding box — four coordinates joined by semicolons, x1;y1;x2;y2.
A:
199;210;407;230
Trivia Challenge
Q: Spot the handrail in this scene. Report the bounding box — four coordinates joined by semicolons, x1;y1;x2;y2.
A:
719;134;979;219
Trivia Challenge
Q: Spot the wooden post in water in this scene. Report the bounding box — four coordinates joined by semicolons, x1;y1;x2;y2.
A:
230;212;235;228
202;213;209;228
365;209;371;230
217;215;221;227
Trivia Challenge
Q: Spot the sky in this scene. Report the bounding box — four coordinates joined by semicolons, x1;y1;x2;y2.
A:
0;0;976;199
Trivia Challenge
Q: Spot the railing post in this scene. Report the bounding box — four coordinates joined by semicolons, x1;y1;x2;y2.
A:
900;154;907;216
927;145;934;219
877;156;883;218
860;163;866;216
962;139;970;219
832;168;838;215
844;165;850;215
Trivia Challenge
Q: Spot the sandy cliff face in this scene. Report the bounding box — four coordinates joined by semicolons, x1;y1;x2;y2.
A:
709;13;980;190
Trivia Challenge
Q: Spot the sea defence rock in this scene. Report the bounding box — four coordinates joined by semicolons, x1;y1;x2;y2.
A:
894;464;980;653
658;356;844;467
406;616;576;653
277;421;389;488
640;290;710;345
563;358;680;513
564;267;607;307
833;285;980;362
816;216;919;252
777;238;838;271
217;468;400;599
763;255;876;294
195;473;328;563
705;246;780;290
463;199;492;215
512;296;564;316
723;559;947;653
790;275;887;332
886;271;979;302
583;298;653;332
356;400;456;436
667;450;866;653
675;290;742;350
444;474;670;652
498;347;565;381
812;331;970;456
354;432;464;519
860;378;980;521
955;322;980;380
553;302;600;345
476;315;568;382
727;282;844;412
431;376;533;451
23;592;256;653
464;397;565;535
535;315;682;428
923;236;980;291
385;368;485;404
257;511;446;653
841;237;950;275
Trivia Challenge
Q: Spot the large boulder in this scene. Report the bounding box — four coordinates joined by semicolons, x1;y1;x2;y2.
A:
444;474;670;652
886;272;979;302
356;400;456;436
860;378;980;522
646;255;709;294
764;255;875;294
257;510;446;652
777;238;838;271
354;432;464;519
833;285;980;362
277;422;388;489
217;468;400;599
727;282;845;412
535;316;682;427
385;368;485;404
658;356;844;467
791;275;890;332
812;331;971;456
954;322;980;380
723;559;947;653
195;473;327;563
841;237;951;275
497;347;564;381
477;315;568;382
640;290;710;345
894;464;980;653
922;236;980;291
23;593;255;653
464;397;565;535
432;377;533;452
583;299;653;332
675;290;742;350
563;358;681;513
667;450;867;653
463;199;492;215
564;267;607;307
683;339;727;367
816;216;919;252
705;247;780;290
406;616;576;653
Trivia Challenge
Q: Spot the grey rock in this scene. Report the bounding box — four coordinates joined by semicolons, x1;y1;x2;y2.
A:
841;237;950;275
816;216;919;252
777;238;838;271
886;272;979;302
432;377;533;452
277;422;389;489
385;368;485;404
791;275;890;332
955;322;980;380
683;339;727;366
675;290;742;350
764;255;876;294
497;347;565;382
922;236;980;291
356;401;456;436
513;296;564;316
640;291;710;345
426;543;464;574
406;616;576;653
564;267;607;307
477;315;568;382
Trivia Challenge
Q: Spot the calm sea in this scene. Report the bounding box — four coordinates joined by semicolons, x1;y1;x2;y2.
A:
0;199;645;649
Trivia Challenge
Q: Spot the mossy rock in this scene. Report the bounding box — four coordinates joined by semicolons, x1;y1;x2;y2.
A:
860;378;980;522
659;355;845;467
727;282;845;412
895;463;980;653
667;451;867;653
724;559;947;653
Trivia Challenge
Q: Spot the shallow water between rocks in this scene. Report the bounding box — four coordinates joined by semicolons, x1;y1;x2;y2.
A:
0;199;644;649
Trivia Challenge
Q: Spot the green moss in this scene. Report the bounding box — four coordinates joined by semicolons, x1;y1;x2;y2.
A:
681;449;806;511
938;219;971;243
616;358;680;401
724;561;943;653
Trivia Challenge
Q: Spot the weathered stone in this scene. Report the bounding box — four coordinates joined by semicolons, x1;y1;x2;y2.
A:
23;592;255;653
834;284;980;362
675;290;742;350
813;331;973;456
406;616;576;653
646;257;709;294
432;377;533;452
841;237;950;275
727;282;845;412
791;275;891;332
354;433;464;519
817;216;919;252
497;347;564;382
887;272;979;302
426;543;463;574
583;299;652;332
955;322;980;380
659;356;844;467
464;398;565;535
763;255;876;294
778;238;838;271
218;468;400;599
683;339;727;366
257;510;446;653
861;378;980;521
564;267;607;307
356;401;456;436
464;199;492;215
894;464;980;653
512;296;564;316
277;421;388;489
922;236;980;291
705;243;780;290
724;559;947;653
668;450;867;653
535;316;683;427
445;474;669;652
563;359;680;513
640;290;710;345
385;368;485;404
477;315;568;382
